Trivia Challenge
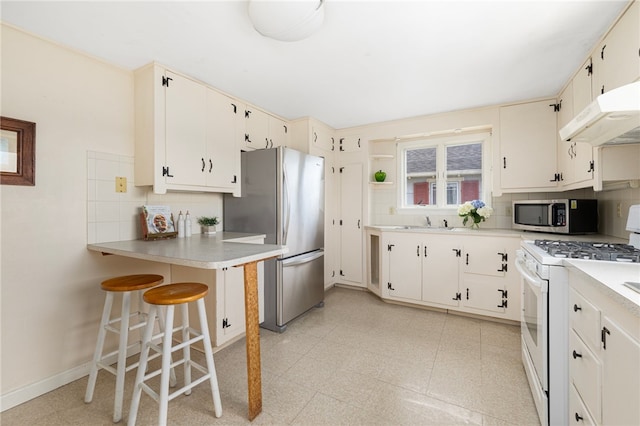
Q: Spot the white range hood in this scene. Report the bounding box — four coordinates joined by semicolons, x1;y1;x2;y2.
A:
559;81;640;146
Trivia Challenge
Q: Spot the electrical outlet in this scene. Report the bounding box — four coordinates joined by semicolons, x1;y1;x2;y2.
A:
115;176;127;193
616;203;622;218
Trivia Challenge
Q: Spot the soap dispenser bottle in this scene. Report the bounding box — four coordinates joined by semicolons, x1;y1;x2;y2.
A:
177;210;185;238
185;211;192;237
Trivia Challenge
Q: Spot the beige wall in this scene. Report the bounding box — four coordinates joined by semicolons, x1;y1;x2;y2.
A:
0;24;169;407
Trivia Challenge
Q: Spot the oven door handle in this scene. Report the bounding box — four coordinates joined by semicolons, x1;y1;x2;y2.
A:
515;257;548;293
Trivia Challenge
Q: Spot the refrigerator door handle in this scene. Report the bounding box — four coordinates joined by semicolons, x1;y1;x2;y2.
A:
282;163;291;246
281;250;324;267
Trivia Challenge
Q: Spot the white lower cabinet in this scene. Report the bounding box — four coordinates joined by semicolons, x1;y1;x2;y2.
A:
170;238;265;348
382;231;520;321
568;268;640;426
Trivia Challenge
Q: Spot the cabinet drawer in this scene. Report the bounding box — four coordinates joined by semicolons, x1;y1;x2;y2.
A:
570;287;601;352
570;329;602;423
569;383;597;426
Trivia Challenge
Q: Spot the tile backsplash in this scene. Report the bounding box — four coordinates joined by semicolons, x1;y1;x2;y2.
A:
87;151;223;244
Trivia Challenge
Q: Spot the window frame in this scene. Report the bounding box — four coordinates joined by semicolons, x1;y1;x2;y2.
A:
396;131;491;213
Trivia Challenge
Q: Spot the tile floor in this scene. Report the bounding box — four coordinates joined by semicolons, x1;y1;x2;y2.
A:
1;287;540;425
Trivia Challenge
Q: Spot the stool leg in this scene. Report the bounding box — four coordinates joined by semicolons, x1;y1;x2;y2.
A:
181;303;192;396
156;306;177;387
157;305;174;426
128;304;157;426
85;291;114;404
197;298;222;418
112;291;132;423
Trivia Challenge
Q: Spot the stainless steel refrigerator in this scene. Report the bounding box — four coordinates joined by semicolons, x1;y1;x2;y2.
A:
223;147;324;332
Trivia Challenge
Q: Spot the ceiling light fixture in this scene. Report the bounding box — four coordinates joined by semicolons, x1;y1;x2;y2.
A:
248;0;325;42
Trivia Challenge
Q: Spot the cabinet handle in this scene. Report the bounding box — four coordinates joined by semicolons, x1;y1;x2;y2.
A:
602;326;610;350
573;304;581;312
201;158;205;172
209;159;213;173
503;157;506;169
575;413;584;422
265;138;269;149
572;350;582;359
231;103;237;114
466;253;469;265
424;246;427;257
416;245;420;257
357;219;360;229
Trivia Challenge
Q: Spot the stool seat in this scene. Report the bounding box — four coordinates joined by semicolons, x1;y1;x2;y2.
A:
144;282;208;305
101;274;164;292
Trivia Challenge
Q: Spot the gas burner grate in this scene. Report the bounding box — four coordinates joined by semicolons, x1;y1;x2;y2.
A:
534;239;640;263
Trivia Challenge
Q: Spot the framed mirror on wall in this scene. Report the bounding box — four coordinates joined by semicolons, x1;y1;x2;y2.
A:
1;116;35;186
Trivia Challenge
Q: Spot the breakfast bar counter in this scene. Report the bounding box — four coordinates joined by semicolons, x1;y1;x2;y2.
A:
88;233;288;421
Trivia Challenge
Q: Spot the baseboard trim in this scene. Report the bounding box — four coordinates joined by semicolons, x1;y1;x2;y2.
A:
0;362;92;412
1;345;140;412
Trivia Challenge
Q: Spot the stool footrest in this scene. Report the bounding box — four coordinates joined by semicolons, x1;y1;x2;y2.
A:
139;360;212;403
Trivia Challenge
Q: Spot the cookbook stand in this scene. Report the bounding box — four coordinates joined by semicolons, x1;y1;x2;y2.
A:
140;212;177;240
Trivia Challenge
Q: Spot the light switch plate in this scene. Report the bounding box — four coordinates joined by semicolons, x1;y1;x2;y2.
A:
115;177;127;193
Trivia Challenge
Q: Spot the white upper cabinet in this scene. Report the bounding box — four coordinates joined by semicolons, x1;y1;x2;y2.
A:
243;106;269;150
313;125;335;152
243;106;290;150
499;99;559;191
592;0;640;97
134;64;240;194
557;81;594;188
339;136;362;153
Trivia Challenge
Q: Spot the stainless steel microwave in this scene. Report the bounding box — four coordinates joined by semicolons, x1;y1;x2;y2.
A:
513;199;598;234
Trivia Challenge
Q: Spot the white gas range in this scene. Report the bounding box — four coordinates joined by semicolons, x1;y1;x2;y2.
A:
516;218;640;426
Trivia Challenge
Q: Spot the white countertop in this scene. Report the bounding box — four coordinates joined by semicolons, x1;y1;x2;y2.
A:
87;232;288;269
564;259;640;316
366;225;629;243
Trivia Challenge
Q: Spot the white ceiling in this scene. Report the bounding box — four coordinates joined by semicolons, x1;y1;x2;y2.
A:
0;1;630;129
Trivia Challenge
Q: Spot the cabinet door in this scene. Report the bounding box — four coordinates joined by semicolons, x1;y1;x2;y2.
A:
499;100;558;190
592;1;640;97
461;273;506;314
422;235;460;306
339;163;363;285
557;83;574;184
570;142;594;186
313;126;335;152
205;89;239;190
573;58;593;115
244;107;270;150
386;233;422;301
601;316;640;426
269;116;289;148
220;266;247;341
462;238;506;278
339;136;362;153
165;71;207;186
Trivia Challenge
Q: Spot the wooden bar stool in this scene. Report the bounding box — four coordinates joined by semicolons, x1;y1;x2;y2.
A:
84;274;175;423
128;282;222;426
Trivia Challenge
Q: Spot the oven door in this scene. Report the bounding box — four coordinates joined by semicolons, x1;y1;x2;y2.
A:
516;253;549;391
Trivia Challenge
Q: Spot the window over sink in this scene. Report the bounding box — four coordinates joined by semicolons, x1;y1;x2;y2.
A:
398;132;490;210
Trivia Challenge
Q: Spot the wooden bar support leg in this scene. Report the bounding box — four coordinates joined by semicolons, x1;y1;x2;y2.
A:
242;261;262;421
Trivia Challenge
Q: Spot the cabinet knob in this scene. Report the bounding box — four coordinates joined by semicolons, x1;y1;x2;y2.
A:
573;304;582;312
572;350;582;359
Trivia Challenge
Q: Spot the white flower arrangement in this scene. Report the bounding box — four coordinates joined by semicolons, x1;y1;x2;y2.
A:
458;200;493;228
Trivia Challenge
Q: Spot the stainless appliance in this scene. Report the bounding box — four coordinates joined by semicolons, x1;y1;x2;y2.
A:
223;147;325;332
559;81;640;146
513;199;598;234
516;236;640;426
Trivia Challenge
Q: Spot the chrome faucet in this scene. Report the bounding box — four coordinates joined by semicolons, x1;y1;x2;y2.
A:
425;216;431;227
